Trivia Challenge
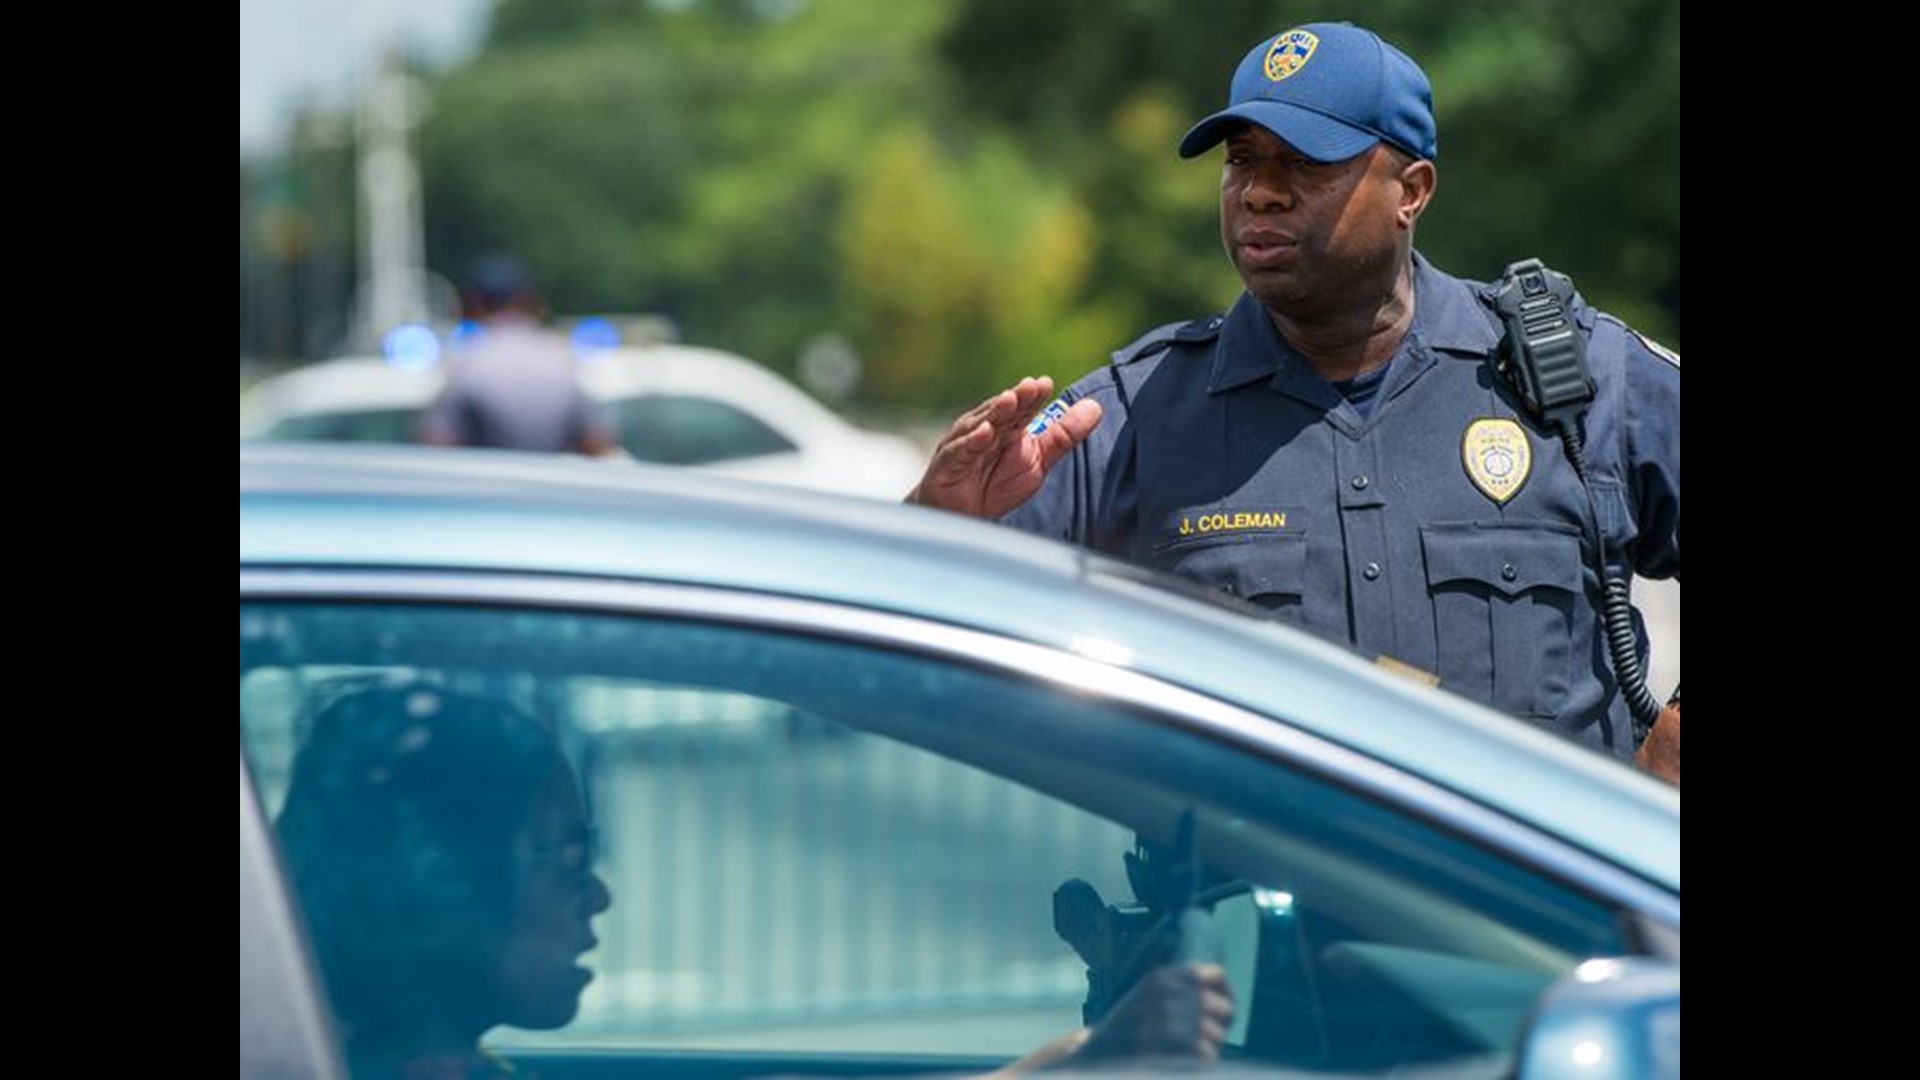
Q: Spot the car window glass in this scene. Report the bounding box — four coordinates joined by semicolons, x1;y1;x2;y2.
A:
611;394;798;464
240;601;1631;1075
263;408;422;444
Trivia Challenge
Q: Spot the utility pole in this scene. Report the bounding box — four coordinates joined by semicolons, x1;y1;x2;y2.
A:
355;44;430;349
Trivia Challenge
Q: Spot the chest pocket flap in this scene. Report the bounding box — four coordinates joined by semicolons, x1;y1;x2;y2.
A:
1421;523;1581;597
1420;522;1582;718
1162;534;1309;608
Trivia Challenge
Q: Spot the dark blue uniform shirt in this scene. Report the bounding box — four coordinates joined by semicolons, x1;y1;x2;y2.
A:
1004;255;1680;757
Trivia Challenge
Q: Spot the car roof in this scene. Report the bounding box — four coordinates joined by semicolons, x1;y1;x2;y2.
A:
246;344;853;418
581;343;845;420
240;443;1677;892
240;356;433;424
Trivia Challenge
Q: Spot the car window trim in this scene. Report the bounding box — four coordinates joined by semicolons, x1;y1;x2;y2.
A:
241;746;349;1080
240;567;1678;930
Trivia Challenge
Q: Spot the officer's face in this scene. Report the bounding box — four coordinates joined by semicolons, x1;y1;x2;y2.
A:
1219;125;1429;318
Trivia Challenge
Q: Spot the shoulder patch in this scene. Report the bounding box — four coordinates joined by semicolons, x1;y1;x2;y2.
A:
1173;313;1226;342
1593;313;1679;369
1111;315;1223;366
1631;328;1680;368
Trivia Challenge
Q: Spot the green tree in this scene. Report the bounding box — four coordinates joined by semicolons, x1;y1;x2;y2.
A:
836;127;1129;406
420;0;967;382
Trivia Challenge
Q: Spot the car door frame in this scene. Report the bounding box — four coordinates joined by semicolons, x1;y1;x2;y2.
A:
240;566;1677;1077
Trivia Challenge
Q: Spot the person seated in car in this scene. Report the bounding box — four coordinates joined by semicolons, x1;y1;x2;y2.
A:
275;681;1231;1077
276;681;612;1079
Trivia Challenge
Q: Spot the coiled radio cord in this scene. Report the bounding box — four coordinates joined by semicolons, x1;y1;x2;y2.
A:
1555;421;1662;746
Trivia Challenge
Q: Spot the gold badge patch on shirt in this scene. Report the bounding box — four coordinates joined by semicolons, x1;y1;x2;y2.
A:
1461;418;1531;505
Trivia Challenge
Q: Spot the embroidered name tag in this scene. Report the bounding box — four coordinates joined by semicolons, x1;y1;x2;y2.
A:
1177;510;1289;537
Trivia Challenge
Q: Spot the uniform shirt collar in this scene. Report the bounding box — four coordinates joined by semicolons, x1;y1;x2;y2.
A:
1206;292;1288;395
1406;252;1503;358
1205;252;1502;397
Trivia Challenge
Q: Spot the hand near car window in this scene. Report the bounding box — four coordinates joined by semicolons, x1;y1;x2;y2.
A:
989;961;1235;1074
907;376;1102;519
1075;961;1235;1064
1633;701;1680;786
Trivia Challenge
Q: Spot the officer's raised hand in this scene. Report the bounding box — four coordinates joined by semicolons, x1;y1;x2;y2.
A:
906;376;1103;519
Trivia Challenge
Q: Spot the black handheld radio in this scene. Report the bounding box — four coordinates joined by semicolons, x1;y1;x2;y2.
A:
1488;259;1663;745
1490;259;1594;426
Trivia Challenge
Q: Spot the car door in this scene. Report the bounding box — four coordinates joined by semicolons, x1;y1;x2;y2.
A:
240;569;1675;1079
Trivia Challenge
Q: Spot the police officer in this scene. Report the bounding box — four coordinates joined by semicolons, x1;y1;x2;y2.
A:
906;23;1680;783
421;255;616;457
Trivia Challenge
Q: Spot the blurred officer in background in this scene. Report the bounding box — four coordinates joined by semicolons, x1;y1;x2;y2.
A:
907;23;1680;784
421;255;615;456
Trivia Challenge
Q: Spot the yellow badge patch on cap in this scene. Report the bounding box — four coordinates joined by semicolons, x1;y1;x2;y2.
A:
1264;29;1319;81
1461;418;1532;505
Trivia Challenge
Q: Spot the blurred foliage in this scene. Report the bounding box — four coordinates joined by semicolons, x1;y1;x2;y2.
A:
254;0;1679;411
241;111;361;361
835;127;1133;404
937;0;1681;348
421;0;959;381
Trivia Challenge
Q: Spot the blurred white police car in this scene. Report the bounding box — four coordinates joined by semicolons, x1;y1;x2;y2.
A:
239;333;927;501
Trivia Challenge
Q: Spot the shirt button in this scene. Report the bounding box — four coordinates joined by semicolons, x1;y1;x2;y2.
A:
1351;475;1370;491
1363;562;1381;580
1501;563;1518;582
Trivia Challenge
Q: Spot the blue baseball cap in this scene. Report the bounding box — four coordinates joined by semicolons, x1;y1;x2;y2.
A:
1178;23;1437;163
463;254;534;306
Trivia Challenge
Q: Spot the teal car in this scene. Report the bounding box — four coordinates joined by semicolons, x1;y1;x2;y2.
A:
240;444;1676;1079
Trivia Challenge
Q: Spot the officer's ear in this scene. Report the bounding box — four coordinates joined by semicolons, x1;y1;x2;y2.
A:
1395;155;1436;229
